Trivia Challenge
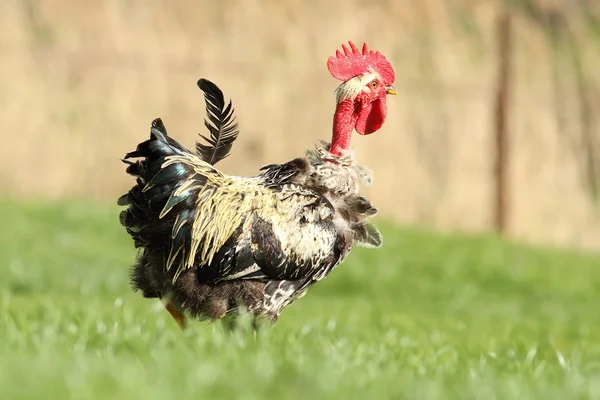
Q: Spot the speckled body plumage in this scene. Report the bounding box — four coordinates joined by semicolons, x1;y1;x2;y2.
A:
121;119;381;323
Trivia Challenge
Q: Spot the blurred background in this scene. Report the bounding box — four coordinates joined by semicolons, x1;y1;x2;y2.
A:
1;0;599;250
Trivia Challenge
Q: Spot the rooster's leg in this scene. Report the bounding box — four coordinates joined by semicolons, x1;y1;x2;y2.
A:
162;299;187;331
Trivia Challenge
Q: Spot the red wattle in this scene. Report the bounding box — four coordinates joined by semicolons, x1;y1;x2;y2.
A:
355;97;387;135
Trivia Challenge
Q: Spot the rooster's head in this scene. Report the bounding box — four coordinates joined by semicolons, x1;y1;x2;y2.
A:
327;41;396;156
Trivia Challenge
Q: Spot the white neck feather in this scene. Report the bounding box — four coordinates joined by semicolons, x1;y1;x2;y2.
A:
334;72;378;104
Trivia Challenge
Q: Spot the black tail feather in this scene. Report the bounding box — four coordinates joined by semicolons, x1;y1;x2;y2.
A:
118;117;198;253
119;82;240;299
120;78;241;299
195;78;239;165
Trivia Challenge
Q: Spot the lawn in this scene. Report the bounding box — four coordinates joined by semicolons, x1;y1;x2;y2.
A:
1;198;599;399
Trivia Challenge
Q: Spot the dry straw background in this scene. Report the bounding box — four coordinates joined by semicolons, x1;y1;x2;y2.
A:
2;0;600;250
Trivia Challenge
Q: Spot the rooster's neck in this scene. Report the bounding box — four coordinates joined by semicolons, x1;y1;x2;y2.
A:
329;99;356;156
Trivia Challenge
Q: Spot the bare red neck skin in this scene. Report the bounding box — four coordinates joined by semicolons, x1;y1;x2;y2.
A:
329;99;357;157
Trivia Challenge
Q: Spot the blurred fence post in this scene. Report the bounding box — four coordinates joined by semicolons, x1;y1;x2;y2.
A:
493;6;513;233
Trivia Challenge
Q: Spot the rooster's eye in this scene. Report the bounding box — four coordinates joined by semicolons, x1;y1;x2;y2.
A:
370;81;378;89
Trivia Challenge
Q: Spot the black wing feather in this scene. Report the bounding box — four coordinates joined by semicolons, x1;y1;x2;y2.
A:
209;214;339;283
195;78;240;165
260;158;310;188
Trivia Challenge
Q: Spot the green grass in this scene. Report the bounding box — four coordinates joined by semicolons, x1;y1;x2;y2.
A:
1;198;600;399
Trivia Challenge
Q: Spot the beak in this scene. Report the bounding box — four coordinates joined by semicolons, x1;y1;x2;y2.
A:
385;85;397;96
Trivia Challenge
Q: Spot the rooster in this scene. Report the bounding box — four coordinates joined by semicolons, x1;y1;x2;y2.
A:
118;41;396;330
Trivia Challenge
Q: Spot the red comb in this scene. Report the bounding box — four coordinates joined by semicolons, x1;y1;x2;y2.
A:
327;41;395;84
